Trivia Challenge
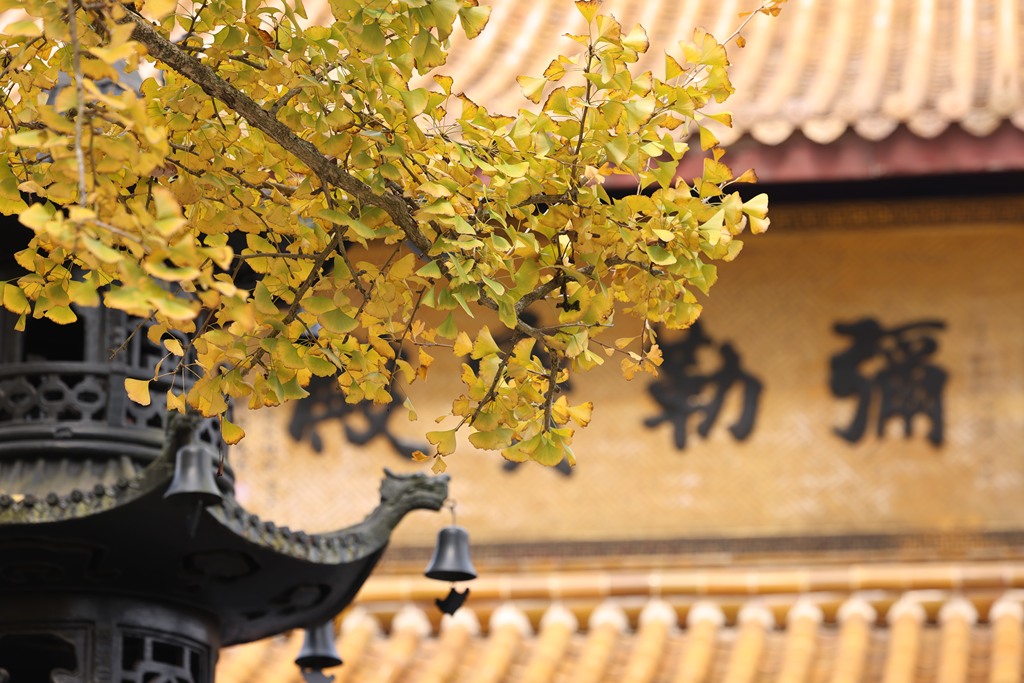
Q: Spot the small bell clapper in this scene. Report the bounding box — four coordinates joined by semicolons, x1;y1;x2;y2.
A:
435;586;470;615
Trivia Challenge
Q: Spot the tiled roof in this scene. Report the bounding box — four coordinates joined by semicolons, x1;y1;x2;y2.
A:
217;562;1024;683
6;1;1021;146
300;0;1024;147
6;0;1021;179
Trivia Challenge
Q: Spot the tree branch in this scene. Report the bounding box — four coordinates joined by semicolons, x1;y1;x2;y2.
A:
118;5;570;347
121;7;423;247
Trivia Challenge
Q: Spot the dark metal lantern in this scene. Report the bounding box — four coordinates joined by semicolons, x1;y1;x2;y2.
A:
295;620;342;670
164;443;223;506
424;525;477;582
0;147;453;682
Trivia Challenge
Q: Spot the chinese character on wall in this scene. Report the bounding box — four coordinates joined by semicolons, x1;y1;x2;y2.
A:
829;318;947;446
644;321;763;450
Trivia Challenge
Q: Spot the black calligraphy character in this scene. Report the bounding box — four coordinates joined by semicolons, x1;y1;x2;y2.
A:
699;343;763;441
830;318;947;446
644;321;763;449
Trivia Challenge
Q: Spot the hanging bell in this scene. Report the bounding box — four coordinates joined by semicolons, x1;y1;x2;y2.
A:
295;620;342;670
425;525;477;582
164;443;223;506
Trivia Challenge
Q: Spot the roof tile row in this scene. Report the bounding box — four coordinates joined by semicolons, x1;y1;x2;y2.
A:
218;588;1024;683
299;0;1024;146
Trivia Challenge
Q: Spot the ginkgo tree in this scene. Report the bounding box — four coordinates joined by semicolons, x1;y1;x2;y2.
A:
0;0;780;471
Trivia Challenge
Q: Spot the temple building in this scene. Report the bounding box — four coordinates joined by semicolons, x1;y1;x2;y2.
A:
211;0;1024;681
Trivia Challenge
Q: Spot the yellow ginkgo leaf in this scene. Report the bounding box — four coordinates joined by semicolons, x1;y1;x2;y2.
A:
453;331;473;357
516;76;546;104
220;417;246;445
426;429;458;456
574;0;602;23
622;24;649;53
124;378;152;406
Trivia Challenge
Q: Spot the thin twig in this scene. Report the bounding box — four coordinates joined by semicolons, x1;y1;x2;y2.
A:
323;186;372;300
0;97;33;182
236;252;319;261
245;231;341;370
680;0;779;88
68;0;88;207
228;55;266;70
167;144;298;195
90;218;148;248
512;192;576;210
269;87;302;116
179;0;209;47
464;339;519;429
108;315;153;360
0;36;44;84
541;352;563;431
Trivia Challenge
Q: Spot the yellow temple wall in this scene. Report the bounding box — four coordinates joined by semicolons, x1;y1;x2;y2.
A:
231;197;1024;548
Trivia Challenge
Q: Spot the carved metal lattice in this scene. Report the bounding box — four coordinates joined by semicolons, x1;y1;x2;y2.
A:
0;364;222;452
0;371;108;423
119;631;207;683
0;306;223;459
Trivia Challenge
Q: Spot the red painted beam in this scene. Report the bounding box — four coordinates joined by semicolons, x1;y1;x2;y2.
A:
605;123;1024;190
